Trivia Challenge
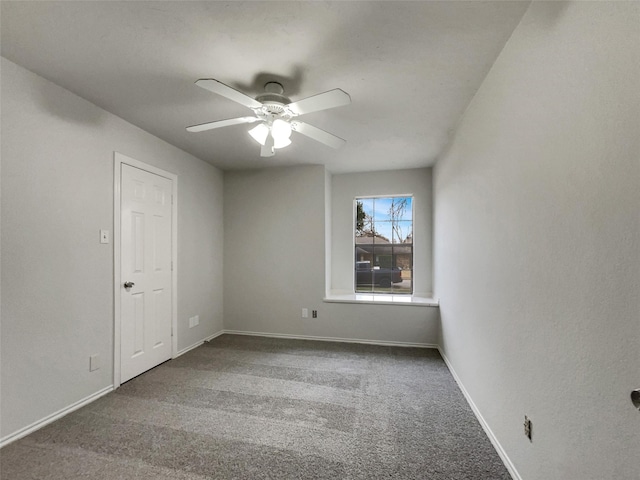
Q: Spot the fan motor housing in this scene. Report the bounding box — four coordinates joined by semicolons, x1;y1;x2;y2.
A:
255;92;291;105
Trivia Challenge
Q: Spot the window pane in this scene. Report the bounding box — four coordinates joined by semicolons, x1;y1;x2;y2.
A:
355;195;413;295
355;247;375;293
374;197;412;222
370;245;393;267
355;247;373;292
392;221;413;244
373;197;392;221
360;198;374;217
395;197;412;221
355;245;398;293
373;221;393;244
355;199;374;237
391;245;412;294
391;268;412;294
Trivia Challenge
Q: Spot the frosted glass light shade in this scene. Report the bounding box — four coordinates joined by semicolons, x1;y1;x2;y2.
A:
273;137;291;149
249;120;292;150
271;119;292;141
248;123;269;146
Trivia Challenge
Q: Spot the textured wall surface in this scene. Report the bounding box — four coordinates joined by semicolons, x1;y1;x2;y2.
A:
330;168;433;296
1;58;224;439
224;166;439;345
223;166;328;336
434;2;639;479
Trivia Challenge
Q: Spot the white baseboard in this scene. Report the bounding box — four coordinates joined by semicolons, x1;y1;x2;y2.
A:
0;331;514;480
175;329;225;358
437;347;521;480
0;385;113;449
2;331;227;449
223;329;438;349
204;330;226;342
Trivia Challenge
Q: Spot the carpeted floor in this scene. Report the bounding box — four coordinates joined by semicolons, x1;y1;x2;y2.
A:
0;334;511;479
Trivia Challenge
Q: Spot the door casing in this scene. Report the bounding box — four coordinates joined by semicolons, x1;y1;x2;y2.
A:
113;152;178;388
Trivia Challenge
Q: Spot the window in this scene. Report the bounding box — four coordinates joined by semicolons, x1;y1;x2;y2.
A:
354;196;413;294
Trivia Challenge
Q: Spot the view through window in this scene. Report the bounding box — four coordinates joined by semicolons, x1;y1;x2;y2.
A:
354;196;413;294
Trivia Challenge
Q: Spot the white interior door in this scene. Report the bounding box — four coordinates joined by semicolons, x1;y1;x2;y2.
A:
120;163;173;383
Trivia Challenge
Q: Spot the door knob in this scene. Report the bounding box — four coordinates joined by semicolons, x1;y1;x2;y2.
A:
124;281;135;289
632;389;640;410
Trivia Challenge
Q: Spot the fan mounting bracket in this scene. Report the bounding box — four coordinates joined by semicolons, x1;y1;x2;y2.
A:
264;82;284;95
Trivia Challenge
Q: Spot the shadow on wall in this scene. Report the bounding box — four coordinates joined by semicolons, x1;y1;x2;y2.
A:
33;68;201;125
534;0;570;28
34;80;107;126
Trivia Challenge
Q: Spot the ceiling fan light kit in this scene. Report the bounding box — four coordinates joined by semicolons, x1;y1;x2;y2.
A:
248;123;269;145
186;78;351;157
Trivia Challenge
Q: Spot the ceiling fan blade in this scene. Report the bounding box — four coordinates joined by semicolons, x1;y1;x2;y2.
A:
286;89;351;116
186;116;259;133
291;121;346;149
195;79;262;109
261;133;275;157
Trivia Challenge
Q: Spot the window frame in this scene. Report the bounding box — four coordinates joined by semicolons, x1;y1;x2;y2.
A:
353;194;414;295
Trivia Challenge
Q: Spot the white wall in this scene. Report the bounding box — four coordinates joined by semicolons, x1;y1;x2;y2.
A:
1;58;224;440
224;166;439;345
433;2;639;479
223;165;327;335
331;168;433;296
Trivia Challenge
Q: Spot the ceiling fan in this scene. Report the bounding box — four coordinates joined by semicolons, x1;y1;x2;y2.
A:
186;79;351;157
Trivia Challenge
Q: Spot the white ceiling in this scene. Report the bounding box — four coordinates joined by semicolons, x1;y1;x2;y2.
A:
1;1;530;173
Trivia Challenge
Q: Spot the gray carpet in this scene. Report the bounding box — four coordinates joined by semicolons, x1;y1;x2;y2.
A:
0;334;511;479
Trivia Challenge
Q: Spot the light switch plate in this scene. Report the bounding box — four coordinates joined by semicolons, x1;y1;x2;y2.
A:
90;354;100;371
100;230;109;244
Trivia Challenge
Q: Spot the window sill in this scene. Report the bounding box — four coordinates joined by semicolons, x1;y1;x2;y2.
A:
323;293;439;307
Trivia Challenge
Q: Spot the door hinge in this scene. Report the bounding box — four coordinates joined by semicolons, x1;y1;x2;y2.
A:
171;261;173;271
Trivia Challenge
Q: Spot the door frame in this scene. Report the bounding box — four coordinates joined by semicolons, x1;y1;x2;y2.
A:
113;152;178;388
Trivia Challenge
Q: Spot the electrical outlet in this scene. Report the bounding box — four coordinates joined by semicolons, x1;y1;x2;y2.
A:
524;415;532;441
188;315;200;328
302;308;309;318
312;310;318;318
